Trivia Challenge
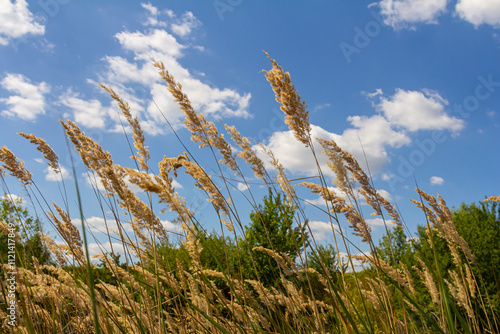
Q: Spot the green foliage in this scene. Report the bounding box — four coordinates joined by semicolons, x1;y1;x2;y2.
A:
416;201;500;313
453;201;500;310
157;238;192;270
0;196;51;268
375;200;500;331
376;225;416;267
308;243;342;276
239;189;308;287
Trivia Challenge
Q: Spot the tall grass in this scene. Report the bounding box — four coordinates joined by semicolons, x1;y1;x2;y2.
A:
0;55;498;333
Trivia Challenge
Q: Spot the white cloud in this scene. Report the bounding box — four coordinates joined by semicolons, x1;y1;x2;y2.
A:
116;29;186;59
44;165;71;181
88;241;128;260
141;3;168;27
305;186;392;211
340;251;368;272
312;103;331;113
84;172;144;194
171;11;201;37
73;216;132;234
308;220;338;240
381;173;393;181
260;117;410;177
0;73;50;121
140;4;200;37
430;176;444;185
59;90;111;129
0;0;44;45
64;6;251;135
377;0;449;29
237;182;249;192
375;89;464;133
341;115;411;171
377;189;392;201
456;0;500;27
161;219;184;234
74;216;183;236
365;217;396;227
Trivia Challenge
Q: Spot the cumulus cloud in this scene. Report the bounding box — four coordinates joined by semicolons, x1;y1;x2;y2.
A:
455;0;500;27
63;4;251;135
44;166;71;181
115;29;185;59
377;189;392;201
430;176;444;185
0;73;50;121
161;219;184;235
171;11;201;37
0;0;45;45
377;0;449;29
365;218;396;227
59;90;111;129
237;182;249;192
374;89;464;133
72;216;128;234
87;241;128;260
260;116;410;177
74;216;183;237
308;220;338;240
261;87;464;183
141;3;169;27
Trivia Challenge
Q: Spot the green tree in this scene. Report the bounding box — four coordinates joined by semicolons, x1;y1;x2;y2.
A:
377;200;500;330
308;243;341;277
239;189;308;287
375;225;416;267
416;201;500;313
0;196;52;269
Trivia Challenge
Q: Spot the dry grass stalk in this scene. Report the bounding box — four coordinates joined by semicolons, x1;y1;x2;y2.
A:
465;263;476;299
224;124;267;182
102;165;169;244
400;262;416;295
154;61;206;142
0;146;32;185
155;62;241;178
300;181;347;214
60;119;116;196
414;257;440;306
264;52;311;146
253;246;293;276
412;188;475;263
261;144;297;207
343;204;372;244
485;195;500;203
318;138;401;225
162;153;233;231
446;270;474;319
358;255;411;291
18;132;60;172
0;220;20;239
47;202;85;263
38;231;68;265
100;85;150;171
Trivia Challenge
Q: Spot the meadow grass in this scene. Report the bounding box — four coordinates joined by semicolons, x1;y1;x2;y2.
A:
0;55;498;333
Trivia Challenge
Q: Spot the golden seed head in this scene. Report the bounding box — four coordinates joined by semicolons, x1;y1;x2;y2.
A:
0;145;32;185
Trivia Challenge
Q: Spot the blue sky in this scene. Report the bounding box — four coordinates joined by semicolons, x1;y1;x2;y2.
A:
0;0;499;259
